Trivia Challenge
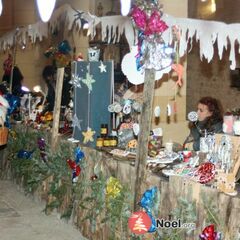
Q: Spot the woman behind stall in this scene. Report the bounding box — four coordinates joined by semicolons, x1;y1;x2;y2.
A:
184;96;223;151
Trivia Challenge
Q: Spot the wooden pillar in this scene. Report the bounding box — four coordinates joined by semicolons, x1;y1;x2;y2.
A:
51;67;65;149
134;68;155;210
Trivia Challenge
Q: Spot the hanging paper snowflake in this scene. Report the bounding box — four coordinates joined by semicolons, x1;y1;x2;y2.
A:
82;72;96;92
70;73;82;88
72;113;83;131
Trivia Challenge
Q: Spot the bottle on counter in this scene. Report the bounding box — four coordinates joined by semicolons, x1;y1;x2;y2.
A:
103;137;110;147
100;124;108;138
109;136;118;147
96;136;104;148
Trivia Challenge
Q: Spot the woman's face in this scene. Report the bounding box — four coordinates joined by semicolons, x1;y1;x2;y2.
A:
197;103;212;121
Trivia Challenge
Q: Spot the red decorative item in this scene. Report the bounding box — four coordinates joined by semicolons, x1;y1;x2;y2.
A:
131;6;168;36
128;211;152;235
67;159;76;170
36;112;42;124
3;54;13;76
196;162;215;184
75;165;81;176
199;224;221;240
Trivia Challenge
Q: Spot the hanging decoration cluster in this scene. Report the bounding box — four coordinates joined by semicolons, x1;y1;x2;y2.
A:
130;0;174;72
44;40;72;68
66;147;85;183
122;0;175;85
199;224;222;240
139;186;159;233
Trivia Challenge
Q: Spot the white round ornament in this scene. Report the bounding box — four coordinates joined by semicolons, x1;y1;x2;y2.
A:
188;111;198;122
123;103;131;115
108;104;115;113
114;103;122;113
133;123;140;136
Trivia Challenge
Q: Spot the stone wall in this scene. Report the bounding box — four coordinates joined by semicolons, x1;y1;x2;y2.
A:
187;0;240;114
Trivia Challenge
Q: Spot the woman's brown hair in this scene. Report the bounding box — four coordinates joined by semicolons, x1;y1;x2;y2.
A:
198;96;223;129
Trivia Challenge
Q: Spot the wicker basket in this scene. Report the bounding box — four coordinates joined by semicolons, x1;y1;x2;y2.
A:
0;117;8;146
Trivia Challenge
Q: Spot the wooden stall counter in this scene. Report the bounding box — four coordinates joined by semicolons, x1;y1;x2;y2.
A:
1;129;240;240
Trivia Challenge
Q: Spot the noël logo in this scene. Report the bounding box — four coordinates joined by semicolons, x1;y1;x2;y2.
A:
156;219;196;229
128;211;152;234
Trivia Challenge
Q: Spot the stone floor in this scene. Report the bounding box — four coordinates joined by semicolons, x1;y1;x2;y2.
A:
0;180;87;240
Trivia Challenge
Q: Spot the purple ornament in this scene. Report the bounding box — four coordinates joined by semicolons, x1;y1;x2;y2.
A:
37;137;46;151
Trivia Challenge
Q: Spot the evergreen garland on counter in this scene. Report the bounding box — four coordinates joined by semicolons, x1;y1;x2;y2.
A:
5;127;133;238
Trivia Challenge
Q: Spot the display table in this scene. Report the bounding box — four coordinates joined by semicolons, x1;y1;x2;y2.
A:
1;131;240;240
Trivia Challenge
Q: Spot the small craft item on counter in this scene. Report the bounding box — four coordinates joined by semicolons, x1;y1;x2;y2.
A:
223;114;235;134
216;172;237;196
233;120;240;135
148;128;162;157
165;141;173;154
147;151;179;164
182;150;192;162
146;162;166;172
127;139;138;152
118;127;135;149
195;162;215;184
110;149;130;157
162;164;194;177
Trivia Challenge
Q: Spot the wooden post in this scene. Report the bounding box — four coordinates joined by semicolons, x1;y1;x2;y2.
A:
51;67;65;149
134;68;155;210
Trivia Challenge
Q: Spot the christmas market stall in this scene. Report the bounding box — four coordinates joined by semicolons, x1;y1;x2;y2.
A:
0;1;240;240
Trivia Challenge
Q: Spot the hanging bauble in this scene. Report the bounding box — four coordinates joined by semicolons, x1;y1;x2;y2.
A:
58;40;71;54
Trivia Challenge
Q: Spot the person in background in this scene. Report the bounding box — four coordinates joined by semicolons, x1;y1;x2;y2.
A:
42;65;56;115
184;96;223;151
2;64;24;96
11;66;24;96
41;65;72;115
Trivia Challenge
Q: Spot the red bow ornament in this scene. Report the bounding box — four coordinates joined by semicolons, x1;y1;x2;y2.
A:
199;225;222;240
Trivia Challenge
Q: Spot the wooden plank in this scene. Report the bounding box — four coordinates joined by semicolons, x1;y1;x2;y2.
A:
51;68;64;149
134;68;156;210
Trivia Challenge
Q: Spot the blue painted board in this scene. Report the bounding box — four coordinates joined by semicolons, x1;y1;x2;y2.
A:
73;61;113;147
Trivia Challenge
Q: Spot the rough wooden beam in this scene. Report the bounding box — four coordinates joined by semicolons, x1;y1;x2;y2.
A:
51;67;64;149
134;68;155;210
